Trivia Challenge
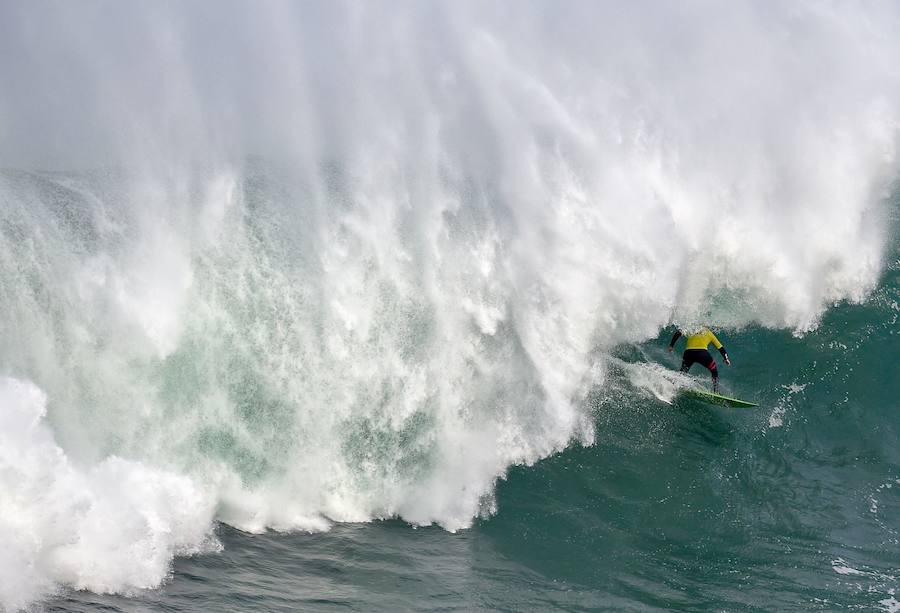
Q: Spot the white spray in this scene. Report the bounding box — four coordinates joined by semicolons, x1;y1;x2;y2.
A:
0;1;898;608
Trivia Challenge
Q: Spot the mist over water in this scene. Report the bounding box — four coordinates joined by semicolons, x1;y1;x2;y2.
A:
1;1;899;609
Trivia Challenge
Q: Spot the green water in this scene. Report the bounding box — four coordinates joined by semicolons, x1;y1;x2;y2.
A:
2;2;899;608
45;250;899;612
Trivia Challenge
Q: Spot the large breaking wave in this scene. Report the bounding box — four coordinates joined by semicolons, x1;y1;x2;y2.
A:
1;1;899;608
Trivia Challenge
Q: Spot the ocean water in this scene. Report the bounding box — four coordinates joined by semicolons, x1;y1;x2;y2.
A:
1;2;899;611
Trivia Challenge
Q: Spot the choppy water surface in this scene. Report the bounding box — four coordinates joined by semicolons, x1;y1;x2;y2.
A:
1;2;899;611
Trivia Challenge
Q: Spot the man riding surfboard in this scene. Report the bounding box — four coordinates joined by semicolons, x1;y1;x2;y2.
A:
668;328;731;392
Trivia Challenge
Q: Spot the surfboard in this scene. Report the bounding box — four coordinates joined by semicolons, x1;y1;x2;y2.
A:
680;388;759;408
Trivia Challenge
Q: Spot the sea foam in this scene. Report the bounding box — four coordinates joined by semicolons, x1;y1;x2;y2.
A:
1;1;899;608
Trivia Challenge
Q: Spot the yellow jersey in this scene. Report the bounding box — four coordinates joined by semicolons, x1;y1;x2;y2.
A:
684;328;723;351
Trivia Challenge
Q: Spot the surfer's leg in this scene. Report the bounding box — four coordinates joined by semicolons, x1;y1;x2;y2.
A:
700;350;719;392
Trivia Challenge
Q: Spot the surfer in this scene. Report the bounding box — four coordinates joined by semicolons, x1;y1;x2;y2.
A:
668;328;731;392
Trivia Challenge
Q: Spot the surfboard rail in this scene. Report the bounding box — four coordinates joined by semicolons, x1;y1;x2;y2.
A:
680;388;759;408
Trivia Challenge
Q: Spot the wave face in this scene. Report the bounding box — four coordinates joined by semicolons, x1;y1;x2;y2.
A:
1;1;899;608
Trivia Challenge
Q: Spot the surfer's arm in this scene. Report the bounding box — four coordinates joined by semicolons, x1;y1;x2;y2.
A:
717;345;732;365
708;331;731;365
668;331;682;352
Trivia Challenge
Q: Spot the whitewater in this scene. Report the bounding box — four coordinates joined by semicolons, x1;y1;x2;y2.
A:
1;1;899;610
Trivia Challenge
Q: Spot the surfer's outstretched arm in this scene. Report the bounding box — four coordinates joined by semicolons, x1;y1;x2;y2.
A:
718;346;731;366
667;331;682;352
707;331;732;365
705;330;732;366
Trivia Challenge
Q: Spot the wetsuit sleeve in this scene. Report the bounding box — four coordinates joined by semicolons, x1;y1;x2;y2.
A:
718;346;728;359
708;330;723;350
669;331;682;348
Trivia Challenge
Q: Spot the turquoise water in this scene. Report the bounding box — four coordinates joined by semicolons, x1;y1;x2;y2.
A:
3;2;900;611
35;210;899;611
